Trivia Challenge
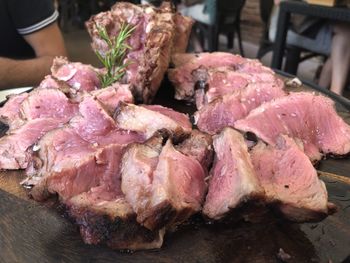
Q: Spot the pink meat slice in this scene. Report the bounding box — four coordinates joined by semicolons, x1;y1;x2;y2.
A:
0;118;66;170
175;130;213;170
121;130;212;231
235;92;350;162
195;82;287;135
203;128;264;220
142;104;192;131
27;128;101;200
0;93;29;129
168;52;246;100
37;75;62;90
20;88;78;121
136;139;207;230
203;68;283;106
91;83;133;114
51;57;101;92
70;96;117;141
250;135;332;221
0;89;79;170
114;102;192;140
121;135;164;224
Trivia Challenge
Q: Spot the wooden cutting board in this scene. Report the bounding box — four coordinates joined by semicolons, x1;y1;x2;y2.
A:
0;79;350;263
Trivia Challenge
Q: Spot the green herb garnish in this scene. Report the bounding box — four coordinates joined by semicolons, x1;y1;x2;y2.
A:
95;23;135;88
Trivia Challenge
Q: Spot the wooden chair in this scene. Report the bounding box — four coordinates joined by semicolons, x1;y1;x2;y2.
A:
257;0;327;75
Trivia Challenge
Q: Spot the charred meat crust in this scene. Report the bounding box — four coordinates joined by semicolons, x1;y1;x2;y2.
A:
141;200;195;231
141;201;177;230
269;201;337;223
67;205;163;250
202;192;266;222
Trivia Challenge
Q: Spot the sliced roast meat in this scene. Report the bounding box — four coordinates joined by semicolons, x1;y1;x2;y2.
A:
27;128;104;200
64;141;164;251
175;129;213;170
235;60;275;75
142;104;192;131
234;92;350;162
0;92;29;130
202;68;283;107
67;194;165;250
170;52;246;70
51;57;101;93
131;139;207;230
87;2;192;103
24;96;160;250
0;88;78;132
25;97;143;201
195;82;287;135
122;139;206;230
203;128;264;220
20;88;78;121
37;75;62;90
114;102;192;140
91;83;133;114
27;129;141;200
69;96;116;141
0;118;66;170
0;89;79;170
168;52;246;101
250;135;332;221
121;135;164;227
168;52;283;109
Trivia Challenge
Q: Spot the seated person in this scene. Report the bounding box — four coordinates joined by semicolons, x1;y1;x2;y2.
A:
0;0;67;90
270;0;350;95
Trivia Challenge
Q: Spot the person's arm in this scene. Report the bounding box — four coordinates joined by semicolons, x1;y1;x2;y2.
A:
0;22;67;90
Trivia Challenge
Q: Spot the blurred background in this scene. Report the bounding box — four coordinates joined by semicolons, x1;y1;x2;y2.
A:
57;0;350;98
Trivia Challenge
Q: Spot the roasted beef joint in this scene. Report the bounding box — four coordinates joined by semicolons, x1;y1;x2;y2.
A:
87;2;193;103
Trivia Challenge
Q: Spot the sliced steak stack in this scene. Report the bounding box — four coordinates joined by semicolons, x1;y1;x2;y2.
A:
121;131;212;230
250;135;333;221
25;96;142;200
203;128;264;220
195;82;287;135
0;88;79;170
23;91;199;249
86;2;193;103
235;92;350;162
24;96;166;250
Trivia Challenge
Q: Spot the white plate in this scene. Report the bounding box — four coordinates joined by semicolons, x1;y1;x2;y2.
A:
0;87;32;102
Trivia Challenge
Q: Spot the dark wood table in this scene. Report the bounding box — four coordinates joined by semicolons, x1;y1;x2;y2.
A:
271;1;350;70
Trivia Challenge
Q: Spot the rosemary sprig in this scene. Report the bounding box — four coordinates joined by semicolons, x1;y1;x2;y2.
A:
95;23;135;88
